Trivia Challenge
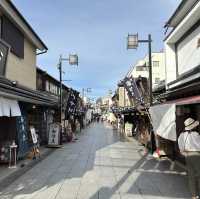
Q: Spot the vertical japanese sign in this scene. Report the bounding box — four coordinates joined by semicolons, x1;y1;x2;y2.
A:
30;127;38;144
48;123;60;146
122;76;144;105
16;106;29;159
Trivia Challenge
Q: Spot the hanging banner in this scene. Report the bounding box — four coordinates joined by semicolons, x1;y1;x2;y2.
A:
48;123;60;146
65;90;79;117
30;127;37;144
16;105;29;159
149;104;176;141
122;76;144;105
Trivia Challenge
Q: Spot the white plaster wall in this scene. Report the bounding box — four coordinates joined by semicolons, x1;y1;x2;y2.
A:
177;25;200;75
5;38;37;89
164;43;177;87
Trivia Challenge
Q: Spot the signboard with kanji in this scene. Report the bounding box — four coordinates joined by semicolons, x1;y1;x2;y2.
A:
48;123;60;146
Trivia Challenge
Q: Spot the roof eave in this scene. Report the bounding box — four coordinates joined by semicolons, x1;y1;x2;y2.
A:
164;0;187;28
4;0;48;51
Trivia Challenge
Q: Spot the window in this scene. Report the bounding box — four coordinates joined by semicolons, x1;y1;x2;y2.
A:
153;61;159;67
49;82;54;94
45;81;49;91
197;37;200;48
36;74;43;90
136;66;147;71
49;83;58;95
0;40;9;76
1;16;24;58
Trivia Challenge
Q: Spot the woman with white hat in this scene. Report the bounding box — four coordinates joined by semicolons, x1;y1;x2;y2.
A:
178;117;200;199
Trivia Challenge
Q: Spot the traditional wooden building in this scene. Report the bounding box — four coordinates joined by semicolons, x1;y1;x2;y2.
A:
0;0;58;161
150;0;200;162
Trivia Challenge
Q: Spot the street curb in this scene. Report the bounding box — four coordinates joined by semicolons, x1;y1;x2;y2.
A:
0;147;55;191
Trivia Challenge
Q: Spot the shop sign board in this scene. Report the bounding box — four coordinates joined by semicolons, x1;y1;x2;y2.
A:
30;127;37;144
48;123;60;146
125;122;133;137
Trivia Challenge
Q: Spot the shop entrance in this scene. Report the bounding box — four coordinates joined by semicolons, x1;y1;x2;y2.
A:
175;104;200;163
0;117;17;163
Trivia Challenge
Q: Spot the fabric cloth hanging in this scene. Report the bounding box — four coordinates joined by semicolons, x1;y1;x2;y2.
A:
149;103;176;141
0;97;21;117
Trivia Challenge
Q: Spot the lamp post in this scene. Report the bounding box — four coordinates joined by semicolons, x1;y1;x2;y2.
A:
58;54;78;144
127;33;153;106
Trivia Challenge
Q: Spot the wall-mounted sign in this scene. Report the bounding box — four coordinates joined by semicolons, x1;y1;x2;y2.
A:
0;39;9;76
48;123;60;146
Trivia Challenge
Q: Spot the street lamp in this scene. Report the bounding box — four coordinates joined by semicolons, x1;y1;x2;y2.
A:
127;33;153;106
57;54;78;144
127;34;138;49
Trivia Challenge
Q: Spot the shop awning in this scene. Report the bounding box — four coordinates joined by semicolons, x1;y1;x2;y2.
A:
150;95;200;142
0;76;58;106
0;97;21;117
169;95;200;105
149;104;176;141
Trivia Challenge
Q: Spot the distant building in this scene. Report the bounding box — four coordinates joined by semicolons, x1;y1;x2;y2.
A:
97;95;113;112
129;52;165;89
116;51;165;109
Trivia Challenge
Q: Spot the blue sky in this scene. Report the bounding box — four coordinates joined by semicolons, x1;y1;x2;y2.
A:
13;0;181;99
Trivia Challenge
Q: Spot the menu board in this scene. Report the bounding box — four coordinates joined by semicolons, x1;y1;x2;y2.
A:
48;123;60;146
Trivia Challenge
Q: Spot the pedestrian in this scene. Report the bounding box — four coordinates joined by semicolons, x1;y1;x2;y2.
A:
178;117;200;199
70;117;78;141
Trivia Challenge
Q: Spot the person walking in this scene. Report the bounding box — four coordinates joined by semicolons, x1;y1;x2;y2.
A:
178;117;200;199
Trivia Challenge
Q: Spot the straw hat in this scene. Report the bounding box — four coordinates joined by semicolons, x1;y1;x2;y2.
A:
184;118;199;131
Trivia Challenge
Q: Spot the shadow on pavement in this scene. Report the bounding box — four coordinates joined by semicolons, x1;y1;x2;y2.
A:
0;123;191;199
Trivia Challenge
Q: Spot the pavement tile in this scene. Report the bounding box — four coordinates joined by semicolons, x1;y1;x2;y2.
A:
0;123;191;199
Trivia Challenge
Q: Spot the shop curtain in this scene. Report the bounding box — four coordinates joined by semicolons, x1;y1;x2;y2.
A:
0;97;21;117
149;104;176;141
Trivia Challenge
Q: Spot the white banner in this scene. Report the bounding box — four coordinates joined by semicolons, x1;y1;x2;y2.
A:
149;104;176;141
0;97;21;117
30;127;38;144
177;26;200;75
48;123;60;146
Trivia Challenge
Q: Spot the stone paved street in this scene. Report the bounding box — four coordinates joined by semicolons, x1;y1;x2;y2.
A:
0;123;191;199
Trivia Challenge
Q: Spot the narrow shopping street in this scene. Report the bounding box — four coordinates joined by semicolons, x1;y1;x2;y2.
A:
0;123;191;199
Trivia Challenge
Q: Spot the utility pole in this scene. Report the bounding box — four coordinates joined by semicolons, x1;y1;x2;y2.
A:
57;54;78;145
59;55;63;126
127;33;153;106
148;34;153;106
